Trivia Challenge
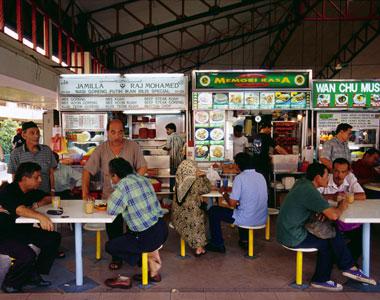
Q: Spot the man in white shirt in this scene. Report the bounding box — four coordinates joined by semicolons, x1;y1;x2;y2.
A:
318;158;365;263
232;125;249;158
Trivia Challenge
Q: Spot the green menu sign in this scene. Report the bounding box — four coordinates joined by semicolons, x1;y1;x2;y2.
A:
313;80;380;109
194;71;311;90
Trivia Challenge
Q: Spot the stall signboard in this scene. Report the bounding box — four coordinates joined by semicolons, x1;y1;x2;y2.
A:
194;71;311;90
59;74;186;111
313;80;380;109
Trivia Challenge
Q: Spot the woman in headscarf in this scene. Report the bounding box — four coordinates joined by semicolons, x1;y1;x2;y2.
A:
172;160;211;256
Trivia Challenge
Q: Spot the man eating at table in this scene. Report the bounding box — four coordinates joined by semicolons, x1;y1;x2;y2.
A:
0;162;61;293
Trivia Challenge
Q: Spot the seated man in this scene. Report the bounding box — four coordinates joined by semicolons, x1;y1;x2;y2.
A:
206;152;268;253
277;162;376;291
0;162;61;293
352;148;380;185
318;158;365;263
104;158;168;289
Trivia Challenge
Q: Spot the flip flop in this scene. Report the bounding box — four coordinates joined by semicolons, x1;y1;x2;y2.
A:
105;275;132;289
108;260;122;270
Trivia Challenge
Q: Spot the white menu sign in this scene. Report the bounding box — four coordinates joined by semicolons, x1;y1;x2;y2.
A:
318;112;380;131
62;113;107;130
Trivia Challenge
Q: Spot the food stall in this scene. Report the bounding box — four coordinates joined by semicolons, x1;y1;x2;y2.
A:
313;80;380;161
192;70;313;207
58;73;188;197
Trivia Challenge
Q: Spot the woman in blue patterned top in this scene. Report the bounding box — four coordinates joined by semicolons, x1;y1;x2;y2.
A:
104;158;168;289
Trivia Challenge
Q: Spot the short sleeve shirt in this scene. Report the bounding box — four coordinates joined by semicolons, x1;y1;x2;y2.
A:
8;144;57;193
318;173;364;195
320;137;351;163
232;136;249;157
276;178;330;247
230;169;268;226
252;133;276;172
84;139;147;199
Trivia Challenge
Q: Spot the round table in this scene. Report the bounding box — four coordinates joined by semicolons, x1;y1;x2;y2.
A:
364;182;380;192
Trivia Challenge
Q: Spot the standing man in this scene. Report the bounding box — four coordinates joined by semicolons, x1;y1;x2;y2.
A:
320;123;352;172
252;121;287;183
231;125;249;158
8;122;57;194
0;162;61;293
82;119;147;270
277;162;376;291
163;123;185;174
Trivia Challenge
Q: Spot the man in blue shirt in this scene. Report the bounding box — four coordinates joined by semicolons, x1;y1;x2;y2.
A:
206;152;268;253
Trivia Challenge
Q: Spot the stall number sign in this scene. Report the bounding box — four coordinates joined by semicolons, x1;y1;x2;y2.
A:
318;113;380;131
313;80;380;108
194;71;311;90
59;74;186;111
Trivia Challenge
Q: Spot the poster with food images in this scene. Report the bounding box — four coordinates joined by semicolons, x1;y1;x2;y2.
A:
194;111;210;127
229;92;244;109
210;145;225;161
260;92;275;109
290;92;308;108
209;111;225;126
334;94;349;107
194;127;210;145
213;93;229;109
274;92;291;108
244;92;260;109
195;144;209;161
197;92;213;109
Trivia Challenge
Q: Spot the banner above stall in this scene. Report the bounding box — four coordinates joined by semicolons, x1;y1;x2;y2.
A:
58;74;187;111
192;70;312;110
313;80;380;109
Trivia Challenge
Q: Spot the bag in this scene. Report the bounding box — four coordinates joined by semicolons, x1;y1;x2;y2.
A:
305;213;336;239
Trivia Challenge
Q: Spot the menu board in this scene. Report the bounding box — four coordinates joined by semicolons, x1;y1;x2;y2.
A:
62;113;107;130
194;70;311;90
59;74;187;111
194;110;225;161
313;80;380;109
192;91;310;110
318;112;380;131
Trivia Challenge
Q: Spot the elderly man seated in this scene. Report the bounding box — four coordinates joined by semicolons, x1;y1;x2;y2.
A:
318;158;365;263
0;162;61;293
206;152;268;253
104;158;168;289
277;162;376;291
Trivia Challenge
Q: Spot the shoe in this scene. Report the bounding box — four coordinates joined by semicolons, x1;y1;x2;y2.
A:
27;274;52;287
105;275;132;289
133;273;162;283
193;250;207;257
342;268;377;285
56;251;66;259
238;240;248;250
1;285;23;293
311;280;343;291
205;243;226;253
109;260;123;270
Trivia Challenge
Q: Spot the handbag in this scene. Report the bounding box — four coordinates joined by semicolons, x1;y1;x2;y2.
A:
305;213;336;239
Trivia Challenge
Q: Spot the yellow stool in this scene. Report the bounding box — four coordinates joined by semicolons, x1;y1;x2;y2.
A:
265;208;279;241
140;245;163;288
282;245;318;288
238;224;266;257
83;223;106;260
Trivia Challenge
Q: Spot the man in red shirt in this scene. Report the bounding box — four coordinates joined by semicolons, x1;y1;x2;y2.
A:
352;148;380;185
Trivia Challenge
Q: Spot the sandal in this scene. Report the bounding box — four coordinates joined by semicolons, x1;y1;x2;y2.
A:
105;275;132;289
108;260;123;270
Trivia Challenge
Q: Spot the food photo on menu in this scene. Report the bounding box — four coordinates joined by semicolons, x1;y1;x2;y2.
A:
317;94;331;107
229;92;244;109
210;145;224;161
371;94;380;107
244;92;260;109
213;93;229;109
290;92;307;108
210;127;224;141
274;92;291;108
194;111;210;126
197;92;213;109
195;144;210;161
195;127;209;142
335;94;349;107
260;92;275;109
352;94;367;107
209;111;225;126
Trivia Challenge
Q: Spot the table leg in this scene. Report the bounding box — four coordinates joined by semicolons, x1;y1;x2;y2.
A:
362;223;370;276
75;223;83;286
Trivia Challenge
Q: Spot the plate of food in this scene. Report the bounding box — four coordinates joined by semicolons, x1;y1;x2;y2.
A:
195;145;209;158
95;202;107;211
371;94;380;106
198;93;213;106
210;111;224;122
260;92;274;106
213;93;228;104
291;92;305;103
353;94;366;105
195;111;209;124
275;92;291;102
210;145;224;158
244;92;259;105
195;128;209;141
317;94;330;105
210;128;224;141
229;93;243;105
335;94;348;105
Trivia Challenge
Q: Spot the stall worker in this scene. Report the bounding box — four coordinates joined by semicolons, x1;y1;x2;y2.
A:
8;121;57;194
206;152;268;253
352;148;380;185
82;118;147;271
0;162;61;293
320;123;352;172
318;158;365;264
252;121;287;183
12;128;25;149
277;162;376;291
53;152;82;199
104;158;167;289
231;125;249;158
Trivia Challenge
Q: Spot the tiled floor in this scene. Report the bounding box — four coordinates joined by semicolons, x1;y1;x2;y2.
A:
1;221;380;299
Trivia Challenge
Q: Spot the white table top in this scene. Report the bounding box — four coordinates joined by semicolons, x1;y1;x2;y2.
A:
202;191;223;198
16;200;116;224
364;182;380;192
339;199;380;223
